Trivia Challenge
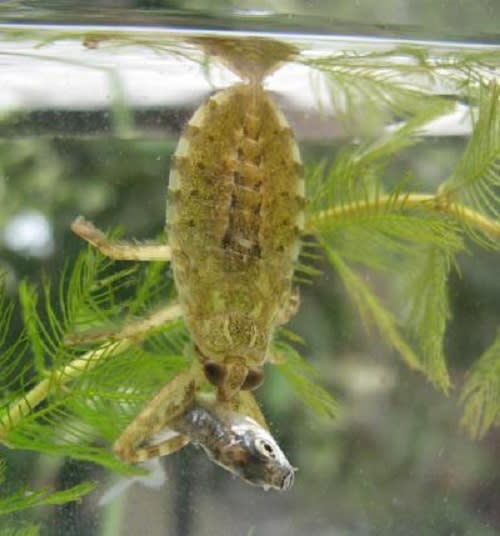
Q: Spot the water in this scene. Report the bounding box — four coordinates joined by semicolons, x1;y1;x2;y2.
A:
0;19;499;536
1;25;497;129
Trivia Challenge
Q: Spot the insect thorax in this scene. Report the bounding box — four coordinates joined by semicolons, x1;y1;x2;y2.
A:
167;82;304;365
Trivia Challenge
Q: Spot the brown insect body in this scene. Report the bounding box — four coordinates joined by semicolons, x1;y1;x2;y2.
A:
168;82;304;400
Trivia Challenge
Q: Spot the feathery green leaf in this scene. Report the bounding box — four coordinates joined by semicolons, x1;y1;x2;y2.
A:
460;332;500;438
0;246;187;472
439;83;500;247
0;459;94;516
321;243;421;371
308;150;464;274
307;97;453;225
399;246;461;393
273;339;338;419
0;482;94;516
304;50;452;137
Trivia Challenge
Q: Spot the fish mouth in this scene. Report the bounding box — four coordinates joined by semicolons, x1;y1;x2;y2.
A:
280;469;295;491
238;466;295;491
255;467;296;491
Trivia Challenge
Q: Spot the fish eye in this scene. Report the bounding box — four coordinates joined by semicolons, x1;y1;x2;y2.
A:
254;438;276;459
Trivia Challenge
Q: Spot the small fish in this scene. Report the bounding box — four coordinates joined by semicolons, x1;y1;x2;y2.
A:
145;395;295;492
177;397;294;491
101;395;295;504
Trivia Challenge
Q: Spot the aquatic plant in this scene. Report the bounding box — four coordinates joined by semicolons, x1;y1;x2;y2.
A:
0;34;498;523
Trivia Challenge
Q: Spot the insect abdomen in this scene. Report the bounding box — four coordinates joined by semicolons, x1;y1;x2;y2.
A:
167;83;303;362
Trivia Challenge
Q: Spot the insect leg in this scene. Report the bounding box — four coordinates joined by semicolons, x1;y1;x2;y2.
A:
113;362;203;462
64;303;183;345
71;216;171;261
235;391;269;430
119;434;191;463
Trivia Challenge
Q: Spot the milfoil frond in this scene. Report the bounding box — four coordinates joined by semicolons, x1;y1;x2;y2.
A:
303;85;499;394
321;243;421;372
0;458;93;517
305;114;470;384
303;47;498;116
398;245;461;393
313;198;464;390
0;247;187;472
460;332;500;439
307;138;465;274
303;49;454;136
438;83;500;247
273;337;338;419
306;96;454;222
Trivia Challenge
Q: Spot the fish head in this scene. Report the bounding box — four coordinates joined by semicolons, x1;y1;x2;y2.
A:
204;414;295;491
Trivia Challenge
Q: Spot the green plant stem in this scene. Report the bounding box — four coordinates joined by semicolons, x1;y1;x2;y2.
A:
0;340;129;440
0;304;183;440
306;193;500;239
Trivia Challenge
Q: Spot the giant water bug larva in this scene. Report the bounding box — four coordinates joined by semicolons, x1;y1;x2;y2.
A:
72;36;302;480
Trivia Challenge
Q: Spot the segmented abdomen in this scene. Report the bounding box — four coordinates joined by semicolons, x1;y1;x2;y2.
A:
167;83;303;361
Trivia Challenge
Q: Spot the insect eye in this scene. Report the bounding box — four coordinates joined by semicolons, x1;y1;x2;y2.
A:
255;438;276;458
204;361;225;387
241;368;264;391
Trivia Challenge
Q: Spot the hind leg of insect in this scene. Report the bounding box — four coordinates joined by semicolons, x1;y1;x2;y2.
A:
113;361;205;463
71;216;171;261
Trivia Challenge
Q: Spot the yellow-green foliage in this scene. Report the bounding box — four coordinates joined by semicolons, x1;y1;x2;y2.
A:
460;332;500;438
306;84;499;398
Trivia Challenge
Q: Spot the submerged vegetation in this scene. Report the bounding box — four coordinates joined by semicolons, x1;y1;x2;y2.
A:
0;31;499;530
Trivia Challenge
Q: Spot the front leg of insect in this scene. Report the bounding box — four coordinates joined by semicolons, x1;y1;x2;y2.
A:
113;361;204;463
